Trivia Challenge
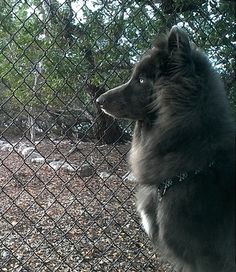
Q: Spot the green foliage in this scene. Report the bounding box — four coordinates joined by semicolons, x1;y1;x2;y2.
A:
0;0;235;115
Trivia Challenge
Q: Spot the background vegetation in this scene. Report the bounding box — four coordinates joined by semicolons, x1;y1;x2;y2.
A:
0;0;235;143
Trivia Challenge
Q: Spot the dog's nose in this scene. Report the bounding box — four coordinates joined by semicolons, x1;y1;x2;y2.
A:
96;96;105;106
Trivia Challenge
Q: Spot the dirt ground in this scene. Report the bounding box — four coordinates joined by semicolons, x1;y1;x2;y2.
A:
0;136;173;272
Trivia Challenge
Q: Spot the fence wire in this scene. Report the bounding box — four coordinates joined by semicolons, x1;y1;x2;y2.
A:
0;0;235;271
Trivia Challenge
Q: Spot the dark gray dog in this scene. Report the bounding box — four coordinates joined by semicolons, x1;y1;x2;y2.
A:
97;26;235;272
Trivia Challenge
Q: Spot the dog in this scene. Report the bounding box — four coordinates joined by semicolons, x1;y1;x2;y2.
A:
96;26;235;272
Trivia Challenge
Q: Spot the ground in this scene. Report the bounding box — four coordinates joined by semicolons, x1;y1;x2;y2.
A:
0;136;173;272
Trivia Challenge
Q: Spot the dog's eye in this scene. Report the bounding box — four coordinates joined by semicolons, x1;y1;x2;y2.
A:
139;78;145;84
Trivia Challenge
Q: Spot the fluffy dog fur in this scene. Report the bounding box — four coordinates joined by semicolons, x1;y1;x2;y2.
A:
97;26;235;272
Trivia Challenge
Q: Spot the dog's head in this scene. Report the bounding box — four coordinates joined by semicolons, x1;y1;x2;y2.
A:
96;26;194;120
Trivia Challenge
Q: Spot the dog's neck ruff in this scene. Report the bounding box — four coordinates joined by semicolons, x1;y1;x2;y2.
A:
158;161;215;201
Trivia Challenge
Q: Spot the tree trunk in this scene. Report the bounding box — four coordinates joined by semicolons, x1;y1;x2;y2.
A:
28;108;36;142
27;62;42;142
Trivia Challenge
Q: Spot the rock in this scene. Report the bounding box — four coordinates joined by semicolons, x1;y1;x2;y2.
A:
99;172;110;179
17;143;28;153
0;140;15;151
18;145;35;157
0;140;5;146
49;160;64;171
1;249;10;258
79;164;94;177
0;143;13;151
27;151;43;161
98;171;116;180
48;160;78;172
31;157;46;163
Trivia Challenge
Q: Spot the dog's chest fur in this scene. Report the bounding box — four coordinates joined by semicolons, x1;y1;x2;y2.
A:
130;124;162;241
139;209;152;237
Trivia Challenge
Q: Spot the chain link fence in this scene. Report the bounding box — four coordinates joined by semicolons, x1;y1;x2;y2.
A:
0;0;235;271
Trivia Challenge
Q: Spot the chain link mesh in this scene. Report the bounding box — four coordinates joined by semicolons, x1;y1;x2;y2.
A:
0;0;235;271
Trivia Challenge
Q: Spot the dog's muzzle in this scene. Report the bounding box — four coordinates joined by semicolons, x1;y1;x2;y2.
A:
96;96;105;107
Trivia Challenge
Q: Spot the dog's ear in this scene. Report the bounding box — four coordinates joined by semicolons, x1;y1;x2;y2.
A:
166;26;193;73
168;26;191;55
